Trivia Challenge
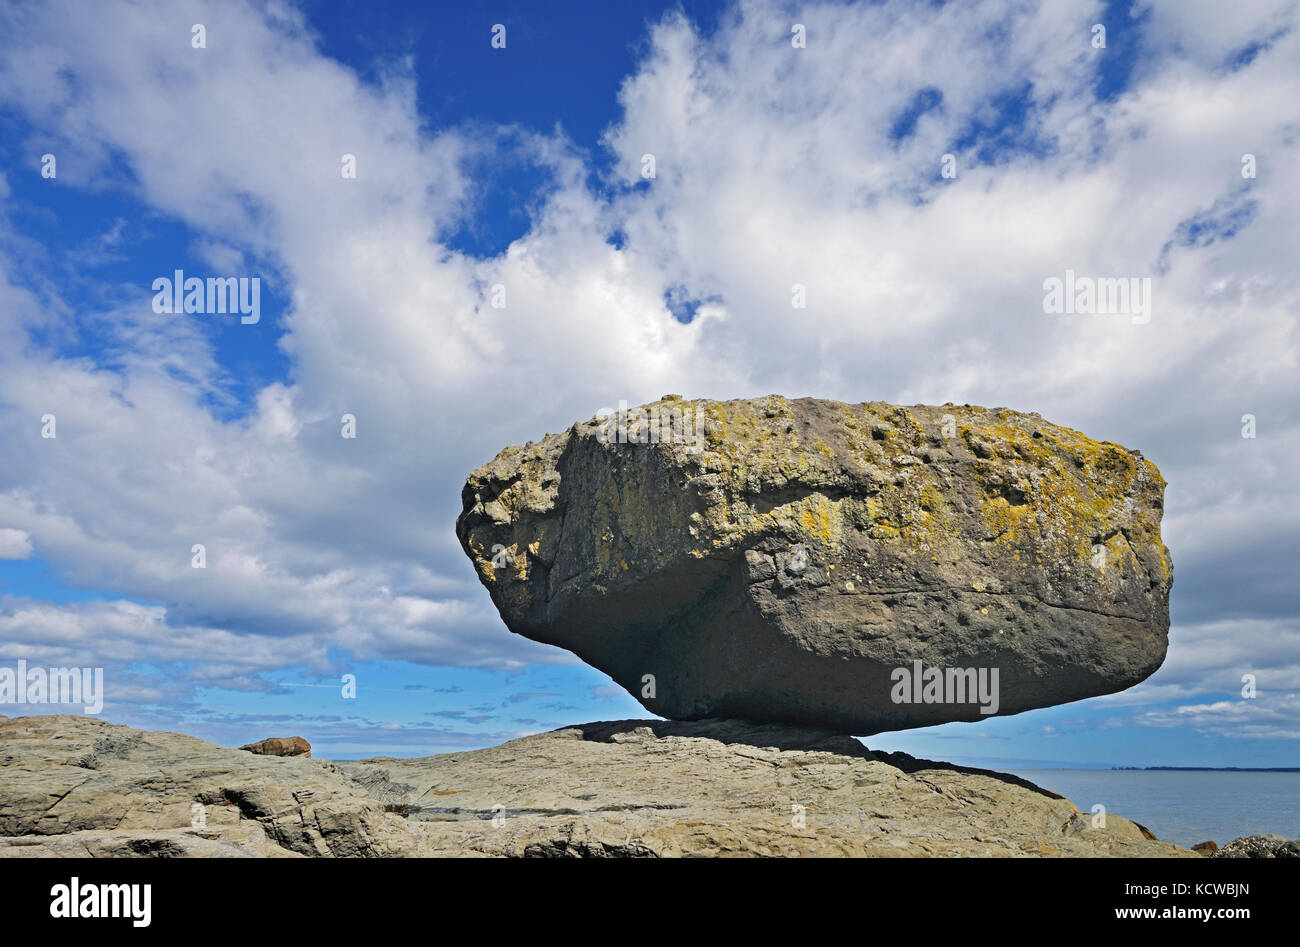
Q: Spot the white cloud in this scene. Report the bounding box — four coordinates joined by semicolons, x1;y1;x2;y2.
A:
0;528;33;560
0;0;1295;723
1135;694;1300;741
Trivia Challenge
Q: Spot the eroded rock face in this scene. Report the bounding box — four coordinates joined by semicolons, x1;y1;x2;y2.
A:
0;715;423;857
457;396;1173;734
0;714;1195;858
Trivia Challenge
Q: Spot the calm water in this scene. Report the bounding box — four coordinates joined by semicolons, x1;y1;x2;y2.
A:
1006;769;1300;847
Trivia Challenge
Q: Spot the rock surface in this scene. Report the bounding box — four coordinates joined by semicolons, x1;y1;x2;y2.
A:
457;396;1173;733
0;715;418;857
240;736;311;758
0;714;1195;858
1211;834;1300;858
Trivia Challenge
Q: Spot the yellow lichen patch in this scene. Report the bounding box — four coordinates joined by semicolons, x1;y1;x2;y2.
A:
980;494;1035;546
963;415;1165;574
859;497;902;541
460;397;1169;609
798;502;834;544
918;481;943;513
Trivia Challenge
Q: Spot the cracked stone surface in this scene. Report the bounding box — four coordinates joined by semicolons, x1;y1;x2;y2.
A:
457;395;1173;733
0;714;1196;857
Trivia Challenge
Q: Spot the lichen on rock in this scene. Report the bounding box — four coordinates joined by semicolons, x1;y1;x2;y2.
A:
457;395;1173;734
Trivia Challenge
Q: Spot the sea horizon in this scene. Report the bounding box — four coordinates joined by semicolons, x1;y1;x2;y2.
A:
1004;768;1300;848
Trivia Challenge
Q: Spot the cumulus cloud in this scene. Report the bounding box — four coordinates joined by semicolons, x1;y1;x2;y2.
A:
0;528;33;559
0;0;1295;733
1134;694;1300;741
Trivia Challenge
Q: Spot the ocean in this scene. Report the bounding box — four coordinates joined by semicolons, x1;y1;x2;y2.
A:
1007;769;1300;848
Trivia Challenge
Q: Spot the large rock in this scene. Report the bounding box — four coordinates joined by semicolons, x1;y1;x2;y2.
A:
239;736;311;758
457;396;1173;733
0;714;1195;858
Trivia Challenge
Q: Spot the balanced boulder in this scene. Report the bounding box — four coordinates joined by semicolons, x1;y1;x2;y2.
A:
457;396;1172;734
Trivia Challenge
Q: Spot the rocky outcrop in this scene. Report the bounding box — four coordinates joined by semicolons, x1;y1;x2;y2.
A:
0;714;1194;858
457;395;1173;734
0;715;424;857
240;737;311;758
1212;834;1300;858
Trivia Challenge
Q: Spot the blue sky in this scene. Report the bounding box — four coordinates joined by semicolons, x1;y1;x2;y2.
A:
0;0;1298;767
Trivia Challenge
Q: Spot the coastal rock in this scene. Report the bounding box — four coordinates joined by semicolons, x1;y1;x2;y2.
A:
240;736;311;758
334;717;1194;857
1191;840;1218;854
0;715;422;857
0;714;1195;858
1131;821;1159;841
1212;834;1300;858
457;396;1173;733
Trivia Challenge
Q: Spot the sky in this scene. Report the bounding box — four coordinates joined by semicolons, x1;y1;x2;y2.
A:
0;0;1297;767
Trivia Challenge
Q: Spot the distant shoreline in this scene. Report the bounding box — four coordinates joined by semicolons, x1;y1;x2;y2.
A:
1109;767;1300;773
